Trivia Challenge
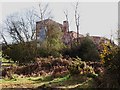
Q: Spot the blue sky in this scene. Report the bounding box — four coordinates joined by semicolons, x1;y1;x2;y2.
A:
0;1;118;44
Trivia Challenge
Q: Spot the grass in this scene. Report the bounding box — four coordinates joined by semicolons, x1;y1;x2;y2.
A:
45;75;94;88
0;74;68;88
1;57;17;71
0;74;94;89
0;75;42;88
0;53;95;89
1;57;14;63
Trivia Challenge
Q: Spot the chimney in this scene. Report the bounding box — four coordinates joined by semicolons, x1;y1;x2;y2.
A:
63;21;69;33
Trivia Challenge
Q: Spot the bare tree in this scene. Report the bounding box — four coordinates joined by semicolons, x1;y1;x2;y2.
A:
74;2;80;44
64;10;69;32
22;9;38;41
64;10;74;48
0;28;8;45
33;3;52;22
1;3;52;45
0;33;8;46
2;8;39;44
35;3;52;48
4;15;24;43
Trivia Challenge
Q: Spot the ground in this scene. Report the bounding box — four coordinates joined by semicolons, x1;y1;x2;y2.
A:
0;74;94;89
0;54;97;89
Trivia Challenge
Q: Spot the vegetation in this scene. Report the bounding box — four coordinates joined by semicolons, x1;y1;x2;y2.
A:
1;2;120;89
78;36;100;61
63;35;100;62
1;57;98;89
37;24;65;57
2;42;37;64
98;42;120;88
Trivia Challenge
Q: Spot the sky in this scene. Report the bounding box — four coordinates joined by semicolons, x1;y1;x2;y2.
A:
0;1;119;44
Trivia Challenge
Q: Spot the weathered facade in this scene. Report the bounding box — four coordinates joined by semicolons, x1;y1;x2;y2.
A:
36;19;80;45
36;19;112;46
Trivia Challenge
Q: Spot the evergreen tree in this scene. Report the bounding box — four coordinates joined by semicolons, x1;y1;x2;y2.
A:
78;36;100;61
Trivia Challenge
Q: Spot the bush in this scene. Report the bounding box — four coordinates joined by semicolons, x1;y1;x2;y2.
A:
78;36;100;61
37;47;49;57
63;36;100;62
3;42;37;64
68;57;97;77
103;47;120;88
97;43;120;88
68;57;82;75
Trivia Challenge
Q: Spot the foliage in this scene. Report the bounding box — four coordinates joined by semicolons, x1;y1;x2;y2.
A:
78;36;100;61
37;24;65;57
1;56;100;88
98;42;120;88
1;57;70;77
63;36;100;62
99;41;116;64
68;57;82;75
2;42;37;64
103;47;120;88
68;57;97;77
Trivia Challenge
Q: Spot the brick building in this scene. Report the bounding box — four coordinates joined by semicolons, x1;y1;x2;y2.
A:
36;19;82;46
36;19;111;46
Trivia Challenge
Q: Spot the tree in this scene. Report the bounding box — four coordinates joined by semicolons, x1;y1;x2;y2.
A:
37;3;52;21
78;35;100;61
64;10;69;32
0;31;8;46
38;23;64;57
98;42;120;88
35;3;53;48
1;3;53;63
2;9;39;44
64;10;74;48
74;2;80;44
1;3;52;44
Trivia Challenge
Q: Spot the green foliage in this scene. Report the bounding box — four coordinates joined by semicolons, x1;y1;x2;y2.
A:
99;42;114;64
97;43;120;88
37;24;65;57
78;36;100;61
68;57;82;75
68;57;97;77
3;42;37;64
63;36;100;62
103;47;120;88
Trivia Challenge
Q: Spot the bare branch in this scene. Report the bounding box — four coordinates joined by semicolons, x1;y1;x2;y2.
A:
74;2;80;44
64;10;69;32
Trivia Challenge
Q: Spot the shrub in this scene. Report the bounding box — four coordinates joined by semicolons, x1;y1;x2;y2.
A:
3;42;37;64
78;36;100;61
68;58;82;75
98;42;120;88
68;57;97;77
63;36;100;62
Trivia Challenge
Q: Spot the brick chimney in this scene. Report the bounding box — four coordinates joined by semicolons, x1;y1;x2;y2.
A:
63;21;69;33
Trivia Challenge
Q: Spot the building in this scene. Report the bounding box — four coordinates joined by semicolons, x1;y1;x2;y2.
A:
36;19;111;47
36;19;82;46
36;19;62;42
